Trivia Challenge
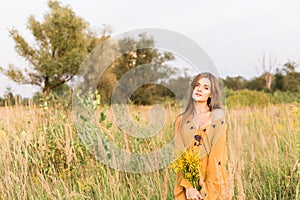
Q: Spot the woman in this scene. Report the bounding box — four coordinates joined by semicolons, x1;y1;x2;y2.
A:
173;72;228;200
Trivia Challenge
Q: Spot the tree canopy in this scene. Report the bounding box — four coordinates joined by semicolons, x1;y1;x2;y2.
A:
1;0;108;93
97;34;176;104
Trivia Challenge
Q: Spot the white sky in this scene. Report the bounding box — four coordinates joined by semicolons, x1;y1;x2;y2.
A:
0;0;300;98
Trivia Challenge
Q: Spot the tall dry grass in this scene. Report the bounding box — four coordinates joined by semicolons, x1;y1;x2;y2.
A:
0;102;299;199
226;104;299;199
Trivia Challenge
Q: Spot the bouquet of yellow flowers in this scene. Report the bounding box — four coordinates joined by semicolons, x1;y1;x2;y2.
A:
169;148;202;190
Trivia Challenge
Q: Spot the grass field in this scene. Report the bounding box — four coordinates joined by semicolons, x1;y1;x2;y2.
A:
0;102;299;199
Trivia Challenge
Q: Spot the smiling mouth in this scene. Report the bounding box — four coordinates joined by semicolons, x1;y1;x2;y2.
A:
195;93;202;96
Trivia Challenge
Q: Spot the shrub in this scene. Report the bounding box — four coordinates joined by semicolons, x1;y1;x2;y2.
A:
271;91;300;104
225;89;272;108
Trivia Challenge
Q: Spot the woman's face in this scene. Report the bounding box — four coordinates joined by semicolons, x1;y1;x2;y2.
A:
192;77;211;102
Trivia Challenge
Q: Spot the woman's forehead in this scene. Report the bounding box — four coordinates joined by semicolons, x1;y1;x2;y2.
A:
196;77;211;86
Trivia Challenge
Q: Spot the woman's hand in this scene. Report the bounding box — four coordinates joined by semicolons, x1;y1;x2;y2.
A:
186;188;202;200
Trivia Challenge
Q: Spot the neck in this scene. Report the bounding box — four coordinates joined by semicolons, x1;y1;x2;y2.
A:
193;101;210;114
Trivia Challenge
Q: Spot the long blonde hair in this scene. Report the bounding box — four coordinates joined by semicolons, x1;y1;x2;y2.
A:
178;72;222;131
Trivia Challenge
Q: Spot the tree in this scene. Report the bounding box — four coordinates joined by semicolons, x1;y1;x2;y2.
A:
223;76;247;91
255;53;278;92
282;61;300;92
245;75;266;91
96;33;176;104
0;0;108;93
3;86;15;106
283;61;297;74
272;68;284;91
112;33;174;81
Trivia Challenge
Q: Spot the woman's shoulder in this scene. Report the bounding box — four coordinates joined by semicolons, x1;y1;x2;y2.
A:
175;114;183;123
175;114;194;130
174;114;183;129
212;108;225;121
175;113;194;125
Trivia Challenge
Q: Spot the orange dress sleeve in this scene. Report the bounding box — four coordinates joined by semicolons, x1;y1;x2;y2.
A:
202;122;228;200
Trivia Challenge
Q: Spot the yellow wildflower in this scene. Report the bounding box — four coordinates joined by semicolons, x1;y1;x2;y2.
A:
169;148;202;190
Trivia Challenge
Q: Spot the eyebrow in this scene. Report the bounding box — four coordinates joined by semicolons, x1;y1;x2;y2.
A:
196;81;211;87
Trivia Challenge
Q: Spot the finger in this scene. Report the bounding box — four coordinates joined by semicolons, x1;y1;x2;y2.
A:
197;193;202;198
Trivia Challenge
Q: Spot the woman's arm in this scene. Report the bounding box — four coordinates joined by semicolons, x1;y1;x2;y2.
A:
204;121;228;199
173;116;198;199
174;115;194;189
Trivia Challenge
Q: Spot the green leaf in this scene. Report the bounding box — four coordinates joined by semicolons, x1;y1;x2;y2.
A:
99;112;106;123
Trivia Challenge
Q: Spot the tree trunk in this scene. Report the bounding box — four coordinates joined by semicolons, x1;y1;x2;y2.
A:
265;72;273;91
43;76;51;94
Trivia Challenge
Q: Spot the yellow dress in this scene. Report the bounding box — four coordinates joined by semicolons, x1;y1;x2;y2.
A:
173;117;228;200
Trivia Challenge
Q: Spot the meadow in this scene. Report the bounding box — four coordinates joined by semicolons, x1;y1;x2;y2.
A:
0;97;299;199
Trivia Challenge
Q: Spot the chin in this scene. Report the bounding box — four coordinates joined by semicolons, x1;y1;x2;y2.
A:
193;98;207;102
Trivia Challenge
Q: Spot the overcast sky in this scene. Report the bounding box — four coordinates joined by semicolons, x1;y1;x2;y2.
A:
0;0;299;98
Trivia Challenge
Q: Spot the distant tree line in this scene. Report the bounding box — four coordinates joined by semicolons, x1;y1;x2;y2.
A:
0;87;32;106
222;61;300;93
